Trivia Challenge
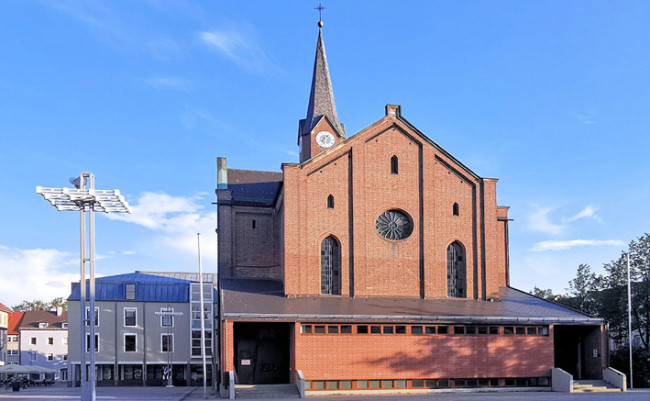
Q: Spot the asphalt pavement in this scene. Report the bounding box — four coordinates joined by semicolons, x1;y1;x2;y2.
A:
1;384;650;401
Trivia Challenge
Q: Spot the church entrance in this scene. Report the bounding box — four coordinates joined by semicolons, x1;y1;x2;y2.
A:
234;322;291;384
554;325;604;380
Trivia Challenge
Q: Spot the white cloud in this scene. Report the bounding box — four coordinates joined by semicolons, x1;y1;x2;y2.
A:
0;246;79;307
106;192;217;260
528;206;564;235
199;24;279;73
144;76;190;91
565;205;599;223
531;239;625;252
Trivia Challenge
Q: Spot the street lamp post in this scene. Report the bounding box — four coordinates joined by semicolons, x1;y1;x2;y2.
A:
37;173;130;401
154;306;183;388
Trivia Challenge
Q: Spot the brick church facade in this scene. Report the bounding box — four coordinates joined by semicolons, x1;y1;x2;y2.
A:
215;24;607;393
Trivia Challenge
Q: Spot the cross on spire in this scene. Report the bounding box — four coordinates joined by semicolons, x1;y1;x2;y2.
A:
315;3;326;27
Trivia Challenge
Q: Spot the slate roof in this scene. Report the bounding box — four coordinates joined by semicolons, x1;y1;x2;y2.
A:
221;279;601;324
300;27;345;139
18;310;67;330
68;272;191;303
8;312;24;335
224;169;283;206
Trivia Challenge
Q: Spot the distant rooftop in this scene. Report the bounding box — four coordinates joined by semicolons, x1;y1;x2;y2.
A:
220;168;283;207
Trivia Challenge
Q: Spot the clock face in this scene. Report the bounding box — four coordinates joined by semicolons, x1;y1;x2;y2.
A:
315;131;335;148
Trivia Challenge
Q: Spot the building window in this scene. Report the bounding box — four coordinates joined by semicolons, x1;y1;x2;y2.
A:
447;241;467;298
125;283;136;300
161;307;174;327
190;282;213;358
252;219;256;229
62;323;68;329
48;337;54;345
8;335;17;342
85;307;99;326
31;337;37;345
327;194;334;209
38;322;47;329
391;155;398;174
124;334;137;352
321;236;341;295
162;334;174;352
63;354;68;360
376;209;413;240
30;351;37;362
453;202;459;216
47;353;54;361
124;308;137;327
85;333;99;352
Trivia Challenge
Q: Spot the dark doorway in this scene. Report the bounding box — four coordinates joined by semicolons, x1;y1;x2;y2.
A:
554;325;603;380
234;322;291;384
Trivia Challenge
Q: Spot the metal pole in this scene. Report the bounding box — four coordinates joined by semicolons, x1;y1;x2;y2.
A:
88;173;96;401
627;253;634;389
198;233;207;399
79;204;87;399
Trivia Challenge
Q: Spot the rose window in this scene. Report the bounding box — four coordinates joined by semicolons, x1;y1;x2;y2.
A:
376;210;413;240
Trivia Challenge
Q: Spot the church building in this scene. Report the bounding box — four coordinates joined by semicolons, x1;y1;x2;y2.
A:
215;22;607;394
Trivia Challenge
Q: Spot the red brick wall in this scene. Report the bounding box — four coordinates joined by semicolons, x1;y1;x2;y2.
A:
222;320;234;373
294;328;553;380
284;109;509;299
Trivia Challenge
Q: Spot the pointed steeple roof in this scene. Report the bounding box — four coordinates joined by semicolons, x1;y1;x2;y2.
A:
299;25;345;140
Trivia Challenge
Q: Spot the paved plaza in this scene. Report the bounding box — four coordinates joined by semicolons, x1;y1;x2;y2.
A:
1;384;650;401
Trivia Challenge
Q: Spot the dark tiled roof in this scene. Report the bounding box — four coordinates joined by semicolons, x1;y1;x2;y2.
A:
225;169;282;206
68;272;190;303
221;280;601;324
18;310;67;330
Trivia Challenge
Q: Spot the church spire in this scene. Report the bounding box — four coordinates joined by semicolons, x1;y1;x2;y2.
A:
299;21;345;157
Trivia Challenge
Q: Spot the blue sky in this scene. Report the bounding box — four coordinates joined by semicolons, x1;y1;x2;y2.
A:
1;1;649;306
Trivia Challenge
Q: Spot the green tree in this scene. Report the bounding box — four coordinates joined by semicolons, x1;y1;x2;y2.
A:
11;298;67;312
530;287;556;300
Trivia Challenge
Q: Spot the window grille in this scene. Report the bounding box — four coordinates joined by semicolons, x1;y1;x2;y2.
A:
447;241;467;297
320;236;341;295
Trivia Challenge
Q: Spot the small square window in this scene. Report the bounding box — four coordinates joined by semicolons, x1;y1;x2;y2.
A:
47;354;53;361
48;337;54;345
425;326;436;335
357;325;368;334
411;326;423;335
527;327;537;335
327;381;338;389
341;325;352;334
383;326;394;334
124;334;136;352
383;380;394;388
370;380;381;389
516;327;526;335
357;380;368;389
301;325;312;334
340;380;352;389
539;326;550;336
313;381;325;390
396;380;407;388
504;327;514;335
314;325;325;334
489;326;500;335
370;326;381;334
412;379;424;388
465;326;477;335
395;326;406;334
454;326;465;335
437;326;448;334
327;326;339;334
31;337;37;345
478;326;488;335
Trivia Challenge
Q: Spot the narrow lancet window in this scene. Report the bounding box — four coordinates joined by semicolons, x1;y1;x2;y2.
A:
321;236;341;295
391;155;399;174
327;194;334;209
447;241;467;298
453;203;459;216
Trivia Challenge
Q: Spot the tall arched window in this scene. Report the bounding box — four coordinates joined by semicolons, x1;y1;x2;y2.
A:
453;203;459;216
327;194;334;209
321;236;341;295
391;155;399;174
447;241;466;298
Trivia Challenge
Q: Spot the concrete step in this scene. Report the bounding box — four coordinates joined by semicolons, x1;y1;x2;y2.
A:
573;380;622;393
235;383;300;399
